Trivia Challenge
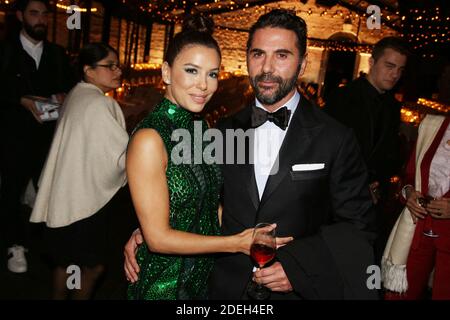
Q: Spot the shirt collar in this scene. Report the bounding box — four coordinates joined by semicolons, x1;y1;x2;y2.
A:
20;31;44;51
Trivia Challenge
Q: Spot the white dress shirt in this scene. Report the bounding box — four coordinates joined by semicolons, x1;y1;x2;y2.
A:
20;31;44;69
428;124;450;198
253;90;300;199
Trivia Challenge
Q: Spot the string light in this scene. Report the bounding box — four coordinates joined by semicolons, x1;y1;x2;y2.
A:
308;39;373;53
56;3;97;12
417;98;450;114
400;108;420;124
131;63;161;71
404;6;449;55
401;98;450;125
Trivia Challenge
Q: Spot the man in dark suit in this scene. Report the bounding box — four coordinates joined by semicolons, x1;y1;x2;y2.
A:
325;37;409;264
0;0;75;273
124;9;377;299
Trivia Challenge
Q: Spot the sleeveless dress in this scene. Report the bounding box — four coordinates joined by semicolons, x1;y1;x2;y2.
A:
127;98;222;300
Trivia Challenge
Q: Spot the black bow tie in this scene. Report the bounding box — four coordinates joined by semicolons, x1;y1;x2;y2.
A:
251;106;291;130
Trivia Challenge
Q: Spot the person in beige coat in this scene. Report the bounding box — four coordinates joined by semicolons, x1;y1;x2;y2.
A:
30;43;129;299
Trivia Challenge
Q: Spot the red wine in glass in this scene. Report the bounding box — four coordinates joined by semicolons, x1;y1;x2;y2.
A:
247;222;276;300
251;243;276;267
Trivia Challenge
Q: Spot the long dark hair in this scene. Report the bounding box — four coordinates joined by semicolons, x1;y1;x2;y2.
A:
77;42;118;81
165;14;221;66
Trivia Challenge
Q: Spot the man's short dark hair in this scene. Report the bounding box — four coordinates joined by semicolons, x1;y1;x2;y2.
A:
247;9;307;58
372;36;410;61
15;0;49;12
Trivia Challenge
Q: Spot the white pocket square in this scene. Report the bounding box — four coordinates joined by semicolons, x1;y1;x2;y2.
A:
292;163;325;171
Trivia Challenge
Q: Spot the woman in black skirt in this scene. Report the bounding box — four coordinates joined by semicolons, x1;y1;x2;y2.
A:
30;43;129;299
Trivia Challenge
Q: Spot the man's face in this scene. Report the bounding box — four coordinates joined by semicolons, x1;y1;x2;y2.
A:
368;48;407;93
247;27;305;110
17;1;48;41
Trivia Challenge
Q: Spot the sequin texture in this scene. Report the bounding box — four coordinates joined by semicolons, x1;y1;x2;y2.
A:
127;98;222;300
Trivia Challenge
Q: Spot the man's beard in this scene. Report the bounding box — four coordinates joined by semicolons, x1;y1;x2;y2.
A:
250;65;301;106
23;20;47;41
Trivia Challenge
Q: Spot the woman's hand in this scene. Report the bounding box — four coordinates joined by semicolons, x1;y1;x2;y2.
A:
405;187;428;223
427;198;450;219
234;227;255;255
233;224;293;255
233;224;277;255
124;228;144;283
276;236;294;249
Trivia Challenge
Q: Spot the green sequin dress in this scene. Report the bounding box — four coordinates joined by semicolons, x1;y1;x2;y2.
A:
127;98;222;300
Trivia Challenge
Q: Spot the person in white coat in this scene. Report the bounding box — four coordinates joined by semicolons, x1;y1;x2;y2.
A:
30;43;129;299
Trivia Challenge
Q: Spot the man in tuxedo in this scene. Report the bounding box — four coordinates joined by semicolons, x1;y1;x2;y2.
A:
0;0;75;273
325;37;409;264
124;9;377;299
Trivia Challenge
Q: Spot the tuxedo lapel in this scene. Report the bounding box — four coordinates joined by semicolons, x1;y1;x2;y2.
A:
259;98;323;209
231;105;260;210
241;160;260;210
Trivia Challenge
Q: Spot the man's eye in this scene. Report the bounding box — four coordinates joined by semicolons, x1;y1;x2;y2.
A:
253;52;263;58
185;68;197;74
278;53;287;59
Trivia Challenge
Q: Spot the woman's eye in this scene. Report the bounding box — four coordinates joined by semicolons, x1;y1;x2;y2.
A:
185;68;197;74
209;72;218;79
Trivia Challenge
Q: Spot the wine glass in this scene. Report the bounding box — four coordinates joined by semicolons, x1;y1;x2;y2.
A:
418;195;439;238
247;222;276;300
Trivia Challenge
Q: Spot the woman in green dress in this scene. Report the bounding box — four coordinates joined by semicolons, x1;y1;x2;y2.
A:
126;15;258;300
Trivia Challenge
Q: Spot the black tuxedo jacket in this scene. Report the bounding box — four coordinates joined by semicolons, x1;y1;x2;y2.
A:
325;77;402;186
209;96;378;300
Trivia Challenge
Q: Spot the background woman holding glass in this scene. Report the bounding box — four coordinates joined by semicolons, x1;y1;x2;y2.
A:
386;114;450;300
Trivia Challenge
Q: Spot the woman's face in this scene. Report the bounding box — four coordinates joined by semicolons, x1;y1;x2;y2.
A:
163;44;221;113
85;51;122;93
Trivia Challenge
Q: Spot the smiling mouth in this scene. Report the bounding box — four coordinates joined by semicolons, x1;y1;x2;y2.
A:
190;95;208;104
